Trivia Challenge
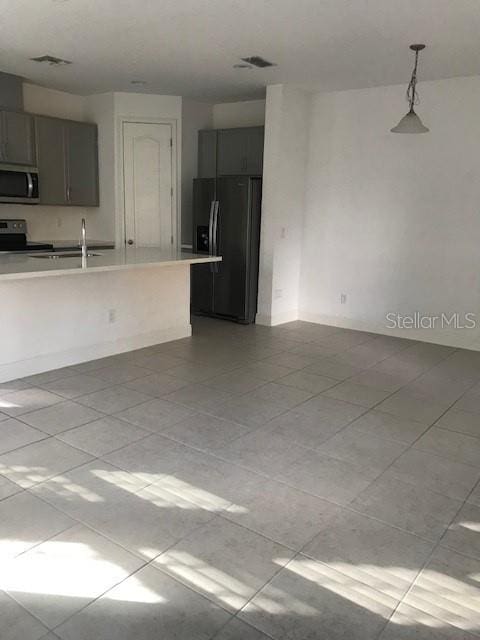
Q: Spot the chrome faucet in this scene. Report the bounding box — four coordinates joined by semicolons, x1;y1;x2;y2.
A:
81;218;87;265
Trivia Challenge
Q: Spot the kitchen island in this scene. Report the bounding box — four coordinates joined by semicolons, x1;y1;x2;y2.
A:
0;248;221;382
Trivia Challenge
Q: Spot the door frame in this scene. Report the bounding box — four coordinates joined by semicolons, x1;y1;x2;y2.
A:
117;116;179;249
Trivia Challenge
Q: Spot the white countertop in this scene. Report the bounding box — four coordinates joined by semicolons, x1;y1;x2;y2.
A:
0;248;221;281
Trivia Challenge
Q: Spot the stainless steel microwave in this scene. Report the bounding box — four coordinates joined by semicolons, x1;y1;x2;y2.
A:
0;165;39;204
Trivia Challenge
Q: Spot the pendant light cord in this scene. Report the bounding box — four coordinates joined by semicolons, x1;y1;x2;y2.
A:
406;49;420;112
390;44;428;133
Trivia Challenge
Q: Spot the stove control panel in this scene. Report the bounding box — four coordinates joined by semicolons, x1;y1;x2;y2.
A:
0;219;27;234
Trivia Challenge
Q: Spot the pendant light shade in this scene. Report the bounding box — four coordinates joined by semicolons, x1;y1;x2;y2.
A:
390;109;429;134
391;44;429;134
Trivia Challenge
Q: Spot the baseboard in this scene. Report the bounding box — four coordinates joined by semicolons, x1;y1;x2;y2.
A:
298;311;480;351
256;309;299;326
0;323;192;383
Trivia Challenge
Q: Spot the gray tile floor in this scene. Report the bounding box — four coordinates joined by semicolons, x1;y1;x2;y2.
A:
0;317;479;639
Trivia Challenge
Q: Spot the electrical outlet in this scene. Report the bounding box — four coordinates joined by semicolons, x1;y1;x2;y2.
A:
340;293;347;304
280;227;286;239
56;217;62;228
108;309;116;324
274;288;283;300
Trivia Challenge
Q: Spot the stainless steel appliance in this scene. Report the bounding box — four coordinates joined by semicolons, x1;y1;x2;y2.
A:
0;166;39;204
191;176;262;324
0;219;52;252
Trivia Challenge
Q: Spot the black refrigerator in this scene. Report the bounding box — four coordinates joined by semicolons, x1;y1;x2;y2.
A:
191;175;262;324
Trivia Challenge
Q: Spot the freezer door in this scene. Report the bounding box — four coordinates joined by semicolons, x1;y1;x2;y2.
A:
213;176;251;320
191;178;215;314
192;178;216;237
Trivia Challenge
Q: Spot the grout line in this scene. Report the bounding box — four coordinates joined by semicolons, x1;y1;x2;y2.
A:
434;421;480;441
2;591;52;636
209;616;277;640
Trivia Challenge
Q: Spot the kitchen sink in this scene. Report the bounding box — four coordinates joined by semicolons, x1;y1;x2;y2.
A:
30;252;102;259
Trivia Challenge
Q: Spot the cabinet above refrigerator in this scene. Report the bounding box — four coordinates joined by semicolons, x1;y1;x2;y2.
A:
198;126;264;179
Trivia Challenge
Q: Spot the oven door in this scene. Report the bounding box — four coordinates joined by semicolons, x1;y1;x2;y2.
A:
0;166;39;203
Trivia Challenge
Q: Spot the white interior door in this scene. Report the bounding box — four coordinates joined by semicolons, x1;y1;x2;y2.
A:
123;121;173;249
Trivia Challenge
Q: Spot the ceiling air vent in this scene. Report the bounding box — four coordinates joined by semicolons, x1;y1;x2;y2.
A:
30;55;72;66
240;56;276;68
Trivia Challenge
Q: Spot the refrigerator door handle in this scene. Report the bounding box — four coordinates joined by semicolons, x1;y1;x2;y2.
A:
207;200;215;255
212;200;220;273
213;201;219;255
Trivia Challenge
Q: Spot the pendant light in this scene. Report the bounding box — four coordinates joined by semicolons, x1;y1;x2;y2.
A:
391;44;429;133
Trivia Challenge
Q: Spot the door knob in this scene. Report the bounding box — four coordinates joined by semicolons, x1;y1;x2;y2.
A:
127;239;134;245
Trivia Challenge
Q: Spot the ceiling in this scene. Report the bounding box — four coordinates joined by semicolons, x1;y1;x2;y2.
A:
1;0;480;101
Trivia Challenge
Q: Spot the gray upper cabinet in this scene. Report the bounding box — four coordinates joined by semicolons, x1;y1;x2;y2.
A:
245;127;264;175
198;129;217;179
35;116;66;205
216;126;264;176
0;110;36;166
35;115;99;206
198;126;264;178
65;121;99;206
217;128;248;175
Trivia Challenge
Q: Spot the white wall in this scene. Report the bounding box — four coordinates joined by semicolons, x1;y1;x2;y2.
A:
257;85;310;326
23;83;87;120
213;99;265;129
299;75;480;349
181;99;213;245
84;92;116;242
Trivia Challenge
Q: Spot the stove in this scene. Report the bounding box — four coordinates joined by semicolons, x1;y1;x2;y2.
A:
0;219;53;253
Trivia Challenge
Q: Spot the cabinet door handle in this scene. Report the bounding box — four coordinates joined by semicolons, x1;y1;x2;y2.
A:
66;186;71;202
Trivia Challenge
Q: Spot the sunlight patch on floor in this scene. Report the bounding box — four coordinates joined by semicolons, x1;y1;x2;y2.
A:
0;538;43;559
274;558;480;632
0;538;163;604
277;558;399;616
246;580;318;616
0;464;61;488
405;571;480;632
45;473;104;502
103;579;166;604
1;466;105;501
92;468;247;514
155;550;251;609
0;399;20;409
310;560;418;598
455;520;480;532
